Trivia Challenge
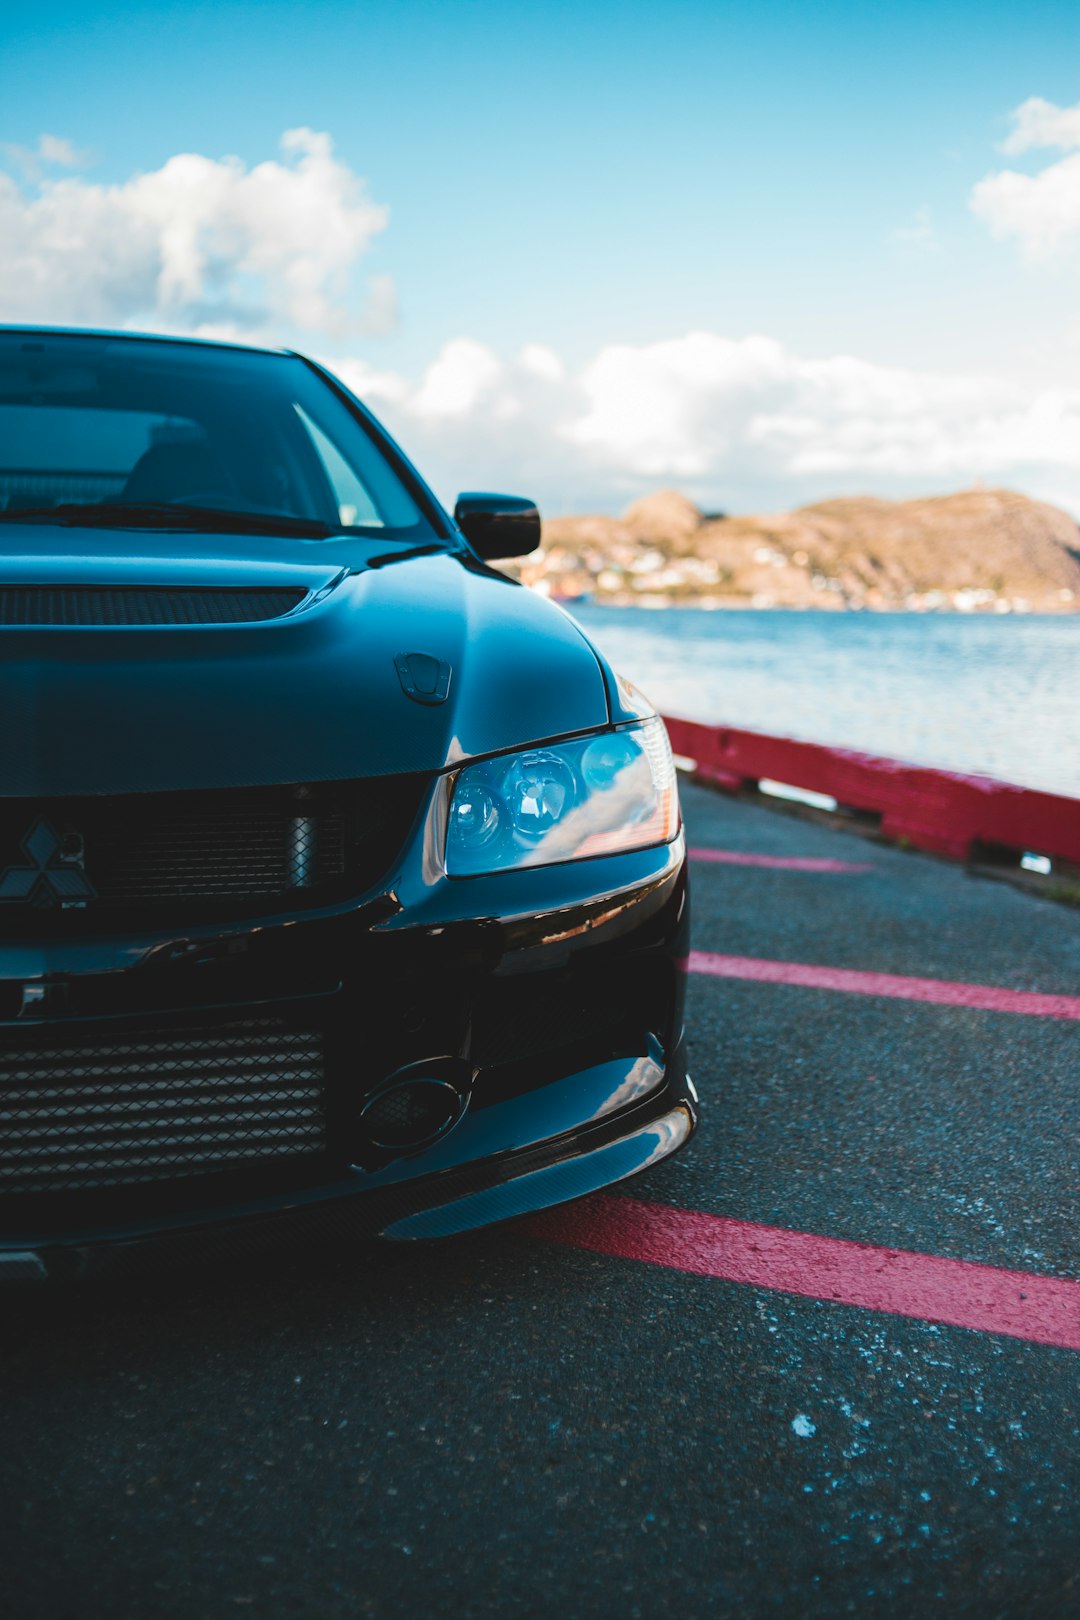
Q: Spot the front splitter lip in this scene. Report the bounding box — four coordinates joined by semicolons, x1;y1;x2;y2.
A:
0;1077;697;1280
382;1102;693;1241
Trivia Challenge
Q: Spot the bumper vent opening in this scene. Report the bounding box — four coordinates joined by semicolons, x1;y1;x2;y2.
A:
0;586;307;627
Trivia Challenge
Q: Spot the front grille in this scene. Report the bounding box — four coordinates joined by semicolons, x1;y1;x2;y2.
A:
85;788;348;902
0;1020;327;1194
0;776;425;926
0;586;307;626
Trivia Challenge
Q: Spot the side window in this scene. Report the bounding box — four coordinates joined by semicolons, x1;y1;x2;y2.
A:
294;405;383;528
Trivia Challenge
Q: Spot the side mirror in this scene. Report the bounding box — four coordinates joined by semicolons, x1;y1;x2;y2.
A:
454;493;541;560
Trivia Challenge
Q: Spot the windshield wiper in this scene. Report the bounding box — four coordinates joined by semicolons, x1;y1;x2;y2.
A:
0;502;336;538
365;541;452;569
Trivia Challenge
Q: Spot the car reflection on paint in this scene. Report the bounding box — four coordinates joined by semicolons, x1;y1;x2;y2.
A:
0;326;695;1280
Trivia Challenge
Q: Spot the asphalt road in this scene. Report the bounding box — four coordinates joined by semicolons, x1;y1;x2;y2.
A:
3;780;1078;1618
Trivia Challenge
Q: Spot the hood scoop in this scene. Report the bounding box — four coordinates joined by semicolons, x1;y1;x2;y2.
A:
0;585;308;627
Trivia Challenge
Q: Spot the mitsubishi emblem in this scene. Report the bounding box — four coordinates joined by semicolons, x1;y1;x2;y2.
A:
0;820;96;908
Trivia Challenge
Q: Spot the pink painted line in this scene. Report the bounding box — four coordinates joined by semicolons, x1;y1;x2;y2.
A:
689;950;1080;1021
689;847;872;873
524;1195;1080;1352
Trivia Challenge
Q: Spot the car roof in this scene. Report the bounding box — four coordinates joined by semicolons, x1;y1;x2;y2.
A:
0;325;290;359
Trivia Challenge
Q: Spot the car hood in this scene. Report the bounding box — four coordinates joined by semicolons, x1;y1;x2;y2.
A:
0;530;611;795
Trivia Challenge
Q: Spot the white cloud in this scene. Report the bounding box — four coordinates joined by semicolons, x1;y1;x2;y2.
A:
328;354;412;410
328;331;1080;516
519;343;565;381
1000;96;1080;154
971;151;1080;257
972;97;1080;257
1;133;94;183
568;333;788;476
0;129;391;338
36;135;92;169
411;338;503;417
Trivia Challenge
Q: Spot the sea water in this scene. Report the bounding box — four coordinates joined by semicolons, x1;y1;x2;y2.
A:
567;606;1080;797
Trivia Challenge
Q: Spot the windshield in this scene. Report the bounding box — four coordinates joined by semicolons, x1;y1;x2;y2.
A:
0;333;438;540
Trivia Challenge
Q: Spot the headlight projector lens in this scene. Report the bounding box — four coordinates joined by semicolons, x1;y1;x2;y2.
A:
449;781;503;856
581;731;641;791
500;751;577;838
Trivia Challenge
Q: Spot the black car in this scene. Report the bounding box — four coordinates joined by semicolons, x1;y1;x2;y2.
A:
0;328;695;1279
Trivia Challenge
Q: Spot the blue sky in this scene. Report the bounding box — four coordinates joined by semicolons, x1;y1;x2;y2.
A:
5;0;1080;512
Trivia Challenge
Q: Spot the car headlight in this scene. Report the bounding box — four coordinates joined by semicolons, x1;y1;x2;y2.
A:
446;716;680;876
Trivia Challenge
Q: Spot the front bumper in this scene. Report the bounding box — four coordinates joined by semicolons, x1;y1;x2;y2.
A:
0;791;693;1277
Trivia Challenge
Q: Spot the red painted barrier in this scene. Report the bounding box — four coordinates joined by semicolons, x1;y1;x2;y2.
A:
662;715;1080;866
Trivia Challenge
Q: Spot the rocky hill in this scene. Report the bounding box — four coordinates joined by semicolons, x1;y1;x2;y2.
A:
512;488;1080;612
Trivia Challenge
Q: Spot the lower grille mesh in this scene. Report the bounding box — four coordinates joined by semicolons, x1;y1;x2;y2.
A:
0;1021;327;1194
